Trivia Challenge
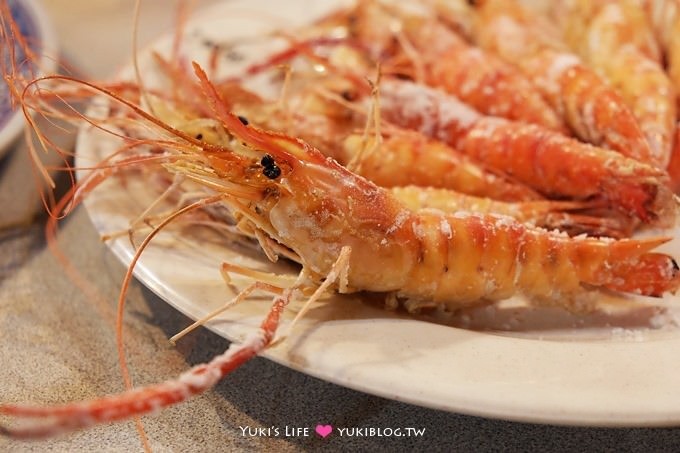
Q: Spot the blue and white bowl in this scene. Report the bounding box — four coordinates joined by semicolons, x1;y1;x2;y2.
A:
0;0;58;155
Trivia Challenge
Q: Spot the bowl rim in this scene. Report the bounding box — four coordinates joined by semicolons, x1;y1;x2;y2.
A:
0;0;59;155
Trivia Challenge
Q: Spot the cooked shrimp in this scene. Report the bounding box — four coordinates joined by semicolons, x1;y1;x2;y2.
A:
339;131;541;201
666;122;680;193
469;0;654;164
153;60;541;202
426;0;476;38
639;0;680;109
171;105;541;203
2;64;678;438
558;0;676;168
378;79;675;225
390;186;630;238
242;1;565;130
559;0;661;61
331;0;566;131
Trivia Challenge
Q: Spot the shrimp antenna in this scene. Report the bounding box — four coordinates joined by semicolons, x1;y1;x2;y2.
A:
113;192;224;451
347;65;383;172
275;64;294;131
132;0;156;119
0;253;309;438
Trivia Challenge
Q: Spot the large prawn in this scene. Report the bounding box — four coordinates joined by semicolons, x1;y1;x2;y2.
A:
1;64;679;438
156;60;630;237
557;0;676;168
155;59;631;235
469;0;655;165
638;0;680;107
242;0;568;133
160;72;542;203
391;186;631;238
317;0;567;132
158;47;674;235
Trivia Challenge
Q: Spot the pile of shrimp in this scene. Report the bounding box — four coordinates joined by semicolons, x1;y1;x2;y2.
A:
3;0;680;445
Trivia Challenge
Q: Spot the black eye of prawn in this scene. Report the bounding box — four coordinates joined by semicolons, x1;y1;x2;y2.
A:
260;154;281;179
260;154;275;167
263;166;281;179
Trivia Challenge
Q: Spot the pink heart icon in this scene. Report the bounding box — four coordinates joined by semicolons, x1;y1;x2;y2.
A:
315;424;333;438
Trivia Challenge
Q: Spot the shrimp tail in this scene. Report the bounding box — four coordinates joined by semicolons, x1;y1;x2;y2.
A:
584;236;678;296
606;253;680;297
606;236;670;258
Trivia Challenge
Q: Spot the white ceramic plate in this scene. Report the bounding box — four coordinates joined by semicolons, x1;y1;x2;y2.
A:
76;0;680;427
0;0;58;156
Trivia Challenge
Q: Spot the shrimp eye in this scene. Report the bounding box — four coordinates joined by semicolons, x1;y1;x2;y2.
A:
260;154;281;179
238;115;249;125
263;165;281;179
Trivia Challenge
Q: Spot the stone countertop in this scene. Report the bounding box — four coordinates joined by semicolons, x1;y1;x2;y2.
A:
1;1;680;451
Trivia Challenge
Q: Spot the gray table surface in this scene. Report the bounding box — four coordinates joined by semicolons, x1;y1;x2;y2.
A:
2;1;680;452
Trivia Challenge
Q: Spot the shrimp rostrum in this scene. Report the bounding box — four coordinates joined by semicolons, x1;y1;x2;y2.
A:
2;65;680;438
